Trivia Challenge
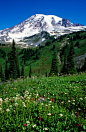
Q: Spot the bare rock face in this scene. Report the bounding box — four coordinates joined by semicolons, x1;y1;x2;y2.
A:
34;22;42;28
51;17;56;26
42;22;47;30
73;23;84;26
61;19;73;27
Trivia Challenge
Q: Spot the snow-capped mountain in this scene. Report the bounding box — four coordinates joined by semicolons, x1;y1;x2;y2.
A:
0;14;86;45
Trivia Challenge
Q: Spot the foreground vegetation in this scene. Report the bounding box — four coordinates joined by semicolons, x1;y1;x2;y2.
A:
0;72;86;131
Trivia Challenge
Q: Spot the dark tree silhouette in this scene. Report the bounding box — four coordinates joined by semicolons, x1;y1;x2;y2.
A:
9;40;20;79
66;42;76;74
29;65;32;78
49;51;59;76
5;59;9;80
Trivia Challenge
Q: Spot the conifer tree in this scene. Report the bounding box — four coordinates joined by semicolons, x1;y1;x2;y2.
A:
29;65;31;78
49;51;59;76
45;72;47;77
0;64;5;82
5;59;9;80
66;42;76;74
9;40;18;79
61;55;67;74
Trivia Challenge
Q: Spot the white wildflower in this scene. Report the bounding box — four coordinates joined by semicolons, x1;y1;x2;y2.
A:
4;99;8;103
25;91;29;94
52;106;54;108
16;94;20;97
72;103;75;105
41;98;45;101
47;113;52;116
0;98;3;101
15;97;19;101
27;97;30;100
26;121;30;124
0;98;3;105
15;103;18;106
68;100;71;102
59;114;63;117
0;107;2;110
43;128;48;130
22;102;25;105
9;105;12;108
36;94;39;96
24;94;28;98
32;124;36;128
6;109;10;112
41;103;43;105
23;104;26;107
79;98;83;100
19;96;23;99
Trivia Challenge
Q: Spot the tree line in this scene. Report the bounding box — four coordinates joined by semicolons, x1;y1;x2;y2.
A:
0;39;86;82
0;40;32;81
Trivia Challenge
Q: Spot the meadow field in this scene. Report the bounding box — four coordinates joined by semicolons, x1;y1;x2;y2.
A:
0;72;86;132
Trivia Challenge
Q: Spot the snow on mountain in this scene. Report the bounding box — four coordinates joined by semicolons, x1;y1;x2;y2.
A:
0;14;86;45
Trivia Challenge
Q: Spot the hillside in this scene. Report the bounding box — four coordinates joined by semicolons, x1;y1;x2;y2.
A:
0;30;86;77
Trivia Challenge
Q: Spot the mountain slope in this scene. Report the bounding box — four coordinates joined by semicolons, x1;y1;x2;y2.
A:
0;30;86;77
0;14;86;46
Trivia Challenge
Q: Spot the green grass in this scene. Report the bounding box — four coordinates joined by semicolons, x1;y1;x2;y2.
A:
0;72;86;131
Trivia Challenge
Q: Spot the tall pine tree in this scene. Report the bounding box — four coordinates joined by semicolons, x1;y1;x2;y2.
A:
5;59;9;81
29;65;31;78
61;55;67;74
49;51;59;76
0;64;5;82
9;40;19;79
66;42;76;74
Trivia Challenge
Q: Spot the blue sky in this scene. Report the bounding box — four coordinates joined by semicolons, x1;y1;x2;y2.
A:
0;0;86;30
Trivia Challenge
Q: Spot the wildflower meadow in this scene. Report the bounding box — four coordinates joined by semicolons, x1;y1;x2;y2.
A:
0;73;86;132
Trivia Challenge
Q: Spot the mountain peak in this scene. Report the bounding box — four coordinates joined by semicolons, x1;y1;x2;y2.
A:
0;14;86;44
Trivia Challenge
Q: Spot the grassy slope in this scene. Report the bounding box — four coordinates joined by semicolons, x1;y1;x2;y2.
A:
0;31;86;77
